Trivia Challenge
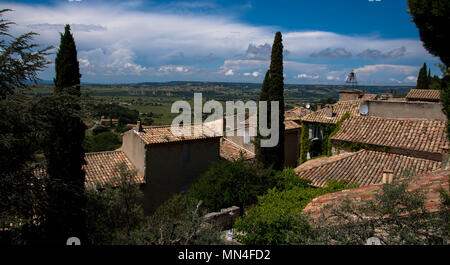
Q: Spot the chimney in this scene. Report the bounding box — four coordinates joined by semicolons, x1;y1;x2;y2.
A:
325;105;333;118
136;120;143;132
442;145;449;169
382;169;394;184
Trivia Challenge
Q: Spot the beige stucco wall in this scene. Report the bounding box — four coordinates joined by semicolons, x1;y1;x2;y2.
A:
143;138;221;213
120;130;147;178
366;100;446;120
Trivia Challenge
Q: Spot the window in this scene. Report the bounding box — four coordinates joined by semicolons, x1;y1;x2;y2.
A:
309;125;322;140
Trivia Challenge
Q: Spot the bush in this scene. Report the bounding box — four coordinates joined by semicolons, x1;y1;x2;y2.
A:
85;163;145;245
234;177;357;245
129;194;224;245
188;159;276;212
83;132;121;153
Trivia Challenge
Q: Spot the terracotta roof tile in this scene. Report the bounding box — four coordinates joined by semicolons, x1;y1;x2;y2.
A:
295;150;441;187
303;168;450;220
284;120;302;130
331;115;449;154
301;100;362;124
34;151;144;188
285;106;312;121
220;138;255;161
136;124;221;145
84;151;144;188
406;89;441;101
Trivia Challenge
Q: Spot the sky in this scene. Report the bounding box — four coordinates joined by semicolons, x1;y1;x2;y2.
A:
0;0;444;85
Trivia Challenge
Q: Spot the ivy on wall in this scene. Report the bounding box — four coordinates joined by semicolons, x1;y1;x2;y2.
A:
298;113;350;165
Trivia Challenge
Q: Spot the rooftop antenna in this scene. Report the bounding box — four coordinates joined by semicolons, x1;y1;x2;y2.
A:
345;70;358;90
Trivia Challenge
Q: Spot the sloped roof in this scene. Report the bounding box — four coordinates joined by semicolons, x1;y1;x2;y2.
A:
284;120;302;131
285;106;312;121
301;100;362;124
220;138;255;161
331;115;449;154
136;124;221;145
303;168;449;221
406;89;441;101
295;150;441;187
34;151;144;189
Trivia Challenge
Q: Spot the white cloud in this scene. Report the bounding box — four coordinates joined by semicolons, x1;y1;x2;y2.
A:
1;1;437;84
224;69;234;76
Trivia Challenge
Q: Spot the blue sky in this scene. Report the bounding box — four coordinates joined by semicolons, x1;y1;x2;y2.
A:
1;0;443;85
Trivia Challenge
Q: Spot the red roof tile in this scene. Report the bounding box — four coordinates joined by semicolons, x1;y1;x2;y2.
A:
295;150;441;187
220;138;255;161
331;115;449;154
301;100;362;124
406;89;441;101
136;124;221;145
303;168;449;220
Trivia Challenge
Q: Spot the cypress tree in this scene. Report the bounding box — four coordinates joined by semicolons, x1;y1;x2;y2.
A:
417;62;429;89
255;70;271;166
54;25;81;96
256;32;285;170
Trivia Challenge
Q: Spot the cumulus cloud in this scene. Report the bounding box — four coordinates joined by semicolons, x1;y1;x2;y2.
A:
310;48;352;58
297;73;319;80
1;1;436;84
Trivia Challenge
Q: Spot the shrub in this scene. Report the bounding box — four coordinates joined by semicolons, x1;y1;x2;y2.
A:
234;178;357;245
188;159;275;212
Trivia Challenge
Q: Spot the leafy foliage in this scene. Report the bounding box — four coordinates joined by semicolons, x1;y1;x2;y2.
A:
83;131;122;153
129;194;224;245
234;169;357;245
85;163;144;245
408;0;450;67
0;9;52;99
188;159;276;212
286;175;450;245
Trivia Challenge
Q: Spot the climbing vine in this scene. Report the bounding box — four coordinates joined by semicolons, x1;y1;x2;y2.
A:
298;113;351;165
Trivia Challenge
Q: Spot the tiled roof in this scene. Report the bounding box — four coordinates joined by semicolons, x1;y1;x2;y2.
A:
303;168;449;221
34;151;144;188
406;89;441;101
301;100;362;124
220;138;255;161
362;94;377;100
136;124;221;145
285;106;312;121
294;150;441;187
284;120;302;130
331;115;449;154
84;151;144;188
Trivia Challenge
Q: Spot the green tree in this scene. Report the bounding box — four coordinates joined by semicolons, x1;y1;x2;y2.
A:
416;62;430;89
53;24;81;96
255;32;285;170
408;0;450;67
0;9;52;99
37;94;87;244
85;163;144;245
234;170;356;245
130;194;223;245
255;70;271;166
0;9;51;244
188;159;275;212
408;0;450;139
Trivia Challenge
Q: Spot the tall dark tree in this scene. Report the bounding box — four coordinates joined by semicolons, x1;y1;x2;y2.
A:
416;62;429;89
42;24;86;244
39;95;87;244
255;70;271;166
53;24;81;96
408;0;450;67
0;9;52;243
256;32;285;170
408;0;450;139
